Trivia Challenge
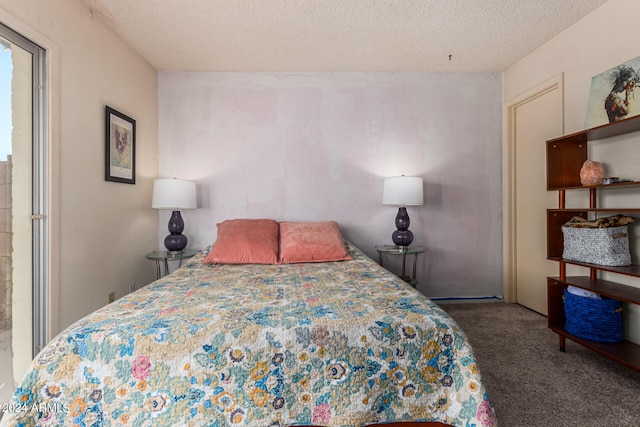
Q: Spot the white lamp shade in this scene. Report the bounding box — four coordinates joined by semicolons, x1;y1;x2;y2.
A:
152;178;197;210
382;176;424;206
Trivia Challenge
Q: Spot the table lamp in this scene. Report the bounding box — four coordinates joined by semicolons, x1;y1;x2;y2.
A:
382;176;424;249
152;178;197;254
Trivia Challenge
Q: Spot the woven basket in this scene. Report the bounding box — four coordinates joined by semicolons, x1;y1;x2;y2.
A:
564;289;622;343
562;225;631;266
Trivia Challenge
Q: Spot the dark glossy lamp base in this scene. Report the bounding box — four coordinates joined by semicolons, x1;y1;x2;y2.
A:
164;210;188;253
391;206;413;248
392;229;414;247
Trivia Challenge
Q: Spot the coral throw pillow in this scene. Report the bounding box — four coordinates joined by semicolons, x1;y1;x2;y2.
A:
204;219;279;264
279;221;353;263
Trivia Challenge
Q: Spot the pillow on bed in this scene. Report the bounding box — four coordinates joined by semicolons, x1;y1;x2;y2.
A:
278;221;353;263
203;219;279;264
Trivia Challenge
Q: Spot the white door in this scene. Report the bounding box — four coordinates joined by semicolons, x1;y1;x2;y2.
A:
506;77;563;314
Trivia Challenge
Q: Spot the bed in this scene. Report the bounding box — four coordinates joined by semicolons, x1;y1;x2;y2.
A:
0;220;496;427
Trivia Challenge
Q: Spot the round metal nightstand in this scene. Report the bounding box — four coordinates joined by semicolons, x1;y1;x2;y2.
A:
146;249;200;279
375;245;425;287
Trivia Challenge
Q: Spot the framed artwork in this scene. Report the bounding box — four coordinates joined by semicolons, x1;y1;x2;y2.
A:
585;56;640;129
105;106;136;184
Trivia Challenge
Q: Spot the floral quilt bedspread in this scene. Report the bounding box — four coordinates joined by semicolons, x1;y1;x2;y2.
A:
1;243;495;427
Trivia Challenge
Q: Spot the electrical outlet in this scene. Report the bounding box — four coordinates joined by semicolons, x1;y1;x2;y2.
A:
129;283;136;293
108;292;115;303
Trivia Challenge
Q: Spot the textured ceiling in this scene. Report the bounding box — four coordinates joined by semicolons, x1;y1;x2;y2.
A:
81;0;608;72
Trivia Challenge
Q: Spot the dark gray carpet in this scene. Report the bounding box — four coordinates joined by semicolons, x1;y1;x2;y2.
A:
439;302;640;427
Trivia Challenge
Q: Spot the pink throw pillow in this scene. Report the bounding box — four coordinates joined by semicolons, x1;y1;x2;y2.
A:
278;221;353;263
203;219;279;264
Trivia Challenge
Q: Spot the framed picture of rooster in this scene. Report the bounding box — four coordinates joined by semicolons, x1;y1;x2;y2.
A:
105;106;136;184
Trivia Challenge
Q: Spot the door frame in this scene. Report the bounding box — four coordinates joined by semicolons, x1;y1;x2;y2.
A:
502;74;564;303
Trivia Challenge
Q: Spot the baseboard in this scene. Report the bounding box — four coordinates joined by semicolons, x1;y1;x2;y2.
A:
431;296;504;304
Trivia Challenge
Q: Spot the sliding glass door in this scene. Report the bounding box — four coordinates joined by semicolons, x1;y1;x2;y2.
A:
0;21;47;402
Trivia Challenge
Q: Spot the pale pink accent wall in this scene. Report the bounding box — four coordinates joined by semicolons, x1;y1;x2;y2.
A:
158;72;503;298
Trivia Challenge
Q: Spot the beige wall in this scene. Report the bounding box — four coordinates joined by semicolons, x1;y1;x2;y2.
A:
505;0;640;342
505;0;639;134
0;0;158;378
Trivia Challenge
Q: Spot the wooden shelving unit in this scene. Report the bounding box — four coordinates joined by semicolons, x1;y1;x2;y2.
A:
546;115;640;373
